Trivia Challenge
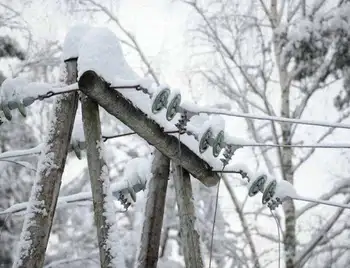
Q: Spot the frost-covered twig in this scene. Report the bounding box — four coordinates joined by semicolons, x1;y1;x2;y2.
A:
12;61;79;268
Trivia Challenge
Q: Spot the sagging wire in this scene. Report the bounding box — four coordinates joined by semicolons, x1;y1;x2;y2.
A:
102;130;179;142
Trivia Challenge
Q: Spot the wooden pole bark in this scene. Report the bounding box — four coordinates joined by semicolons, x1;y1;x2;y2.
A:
173;163;203;268
136;150;170;268
13;60;79;268
78;70;219;187
81;94;123;267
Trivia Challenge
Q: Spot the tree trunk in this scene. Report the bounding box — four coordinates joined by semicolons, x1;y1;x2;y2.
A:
172;163;203;268
273;21;296;266
137;150;170;268
81;94;124;268
280;76;296;268
12;60;78;268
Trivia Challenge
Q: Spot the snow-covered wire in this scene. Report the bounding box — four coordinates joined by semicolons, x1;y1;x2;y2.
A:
0;131;179;161
0;183;135;216
20;83;350;132
236;142;350;149
292;196;350;210
196;108;350;130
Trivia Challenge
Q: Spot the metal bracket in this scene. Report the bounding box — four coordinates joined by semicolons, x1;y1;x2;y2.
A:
220;143;242;166
267;197;282;210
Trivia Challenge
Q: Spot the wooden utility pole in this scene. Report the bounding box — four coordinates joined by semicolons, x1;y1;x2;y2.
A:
173;163;204;268
13;60;78;268
78;70;220;187
81;92;122;267
136;150;170;268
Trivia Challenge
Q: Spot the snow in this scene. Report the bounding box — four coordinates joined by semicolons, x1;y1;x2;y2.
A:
0;76;78;107
0;77;29;102
122;155;153;189
207;115;225;135
78;27;138;83
62;24;92;61
181;100;202;113
101;163;126;267
274;180;298;200
74;26;244;169
71;104;85;142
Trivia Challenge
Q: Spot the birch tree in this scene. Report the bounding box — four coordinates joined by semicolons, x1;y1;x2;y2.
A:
183;0;350;267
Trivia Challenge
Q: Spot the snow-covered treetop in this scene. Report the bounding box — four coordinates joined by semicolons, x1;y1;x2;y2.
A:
276;2;350;81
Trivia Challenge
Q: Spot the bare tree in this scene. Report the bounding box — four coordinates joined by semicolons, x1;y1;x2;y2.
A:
183;0;350;267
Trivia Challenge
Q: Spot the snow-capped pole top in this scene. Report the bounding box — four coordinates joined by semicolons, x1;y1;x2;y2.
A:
62;24;92;61
77;27;138;84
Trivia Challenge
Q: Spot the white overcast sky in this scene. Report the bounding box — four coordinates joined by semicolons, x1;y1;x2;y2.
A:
12;0;350;233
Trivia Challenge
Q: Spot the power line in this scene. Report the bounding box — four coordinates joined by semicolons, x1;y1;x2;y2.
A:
233;142;350;149
7;85;350;131
197;108;350;130
292;196;350;210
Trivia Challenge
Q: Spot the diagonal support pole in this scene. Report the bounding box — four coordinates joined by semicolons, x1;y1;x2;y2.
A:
78;70;219;187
